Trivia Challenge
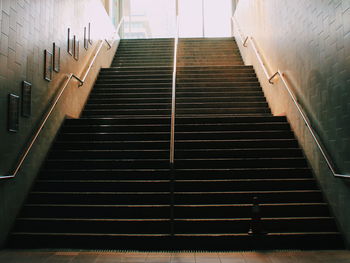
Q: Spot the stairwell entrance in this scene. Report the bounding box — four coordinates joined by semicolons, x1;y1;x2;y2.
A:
178;0;232;38
121;0;232;39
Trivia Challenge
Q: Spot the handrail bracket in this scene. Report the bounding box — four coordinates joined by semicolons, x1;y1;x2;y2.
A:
232;16;348;179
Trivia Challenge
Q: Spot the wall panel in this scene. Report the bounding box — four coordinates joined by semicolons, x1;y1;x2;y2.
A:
234;0;350;246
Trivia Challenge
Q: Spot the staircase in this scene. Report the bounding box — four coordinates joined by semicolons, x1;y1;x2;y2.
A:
7;38;344;250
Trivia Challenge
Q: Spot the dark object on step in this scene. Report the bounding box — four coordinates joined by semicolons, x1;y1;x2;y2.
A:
248;196;266;235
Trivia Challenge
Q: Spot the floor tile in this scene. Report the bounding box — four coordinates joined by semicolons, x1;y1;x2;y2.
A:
1;250;350;263
241;252;273;263
171;253;195;263
219;252;245;263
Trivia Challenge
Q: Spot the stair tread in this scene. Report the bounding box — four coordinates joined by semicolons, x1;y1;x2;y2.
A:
31;190;321;195
37;178;314;183
17;216;335;221
25;202;328;207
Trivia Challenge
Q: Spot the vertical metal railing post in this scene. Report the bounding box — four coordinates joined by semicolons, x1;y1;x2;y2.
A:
170;16;179;237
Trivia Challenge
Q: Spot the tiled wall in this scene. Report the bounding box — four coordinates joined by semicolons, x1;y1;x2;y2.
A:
0;0;118;246
234;0;350;246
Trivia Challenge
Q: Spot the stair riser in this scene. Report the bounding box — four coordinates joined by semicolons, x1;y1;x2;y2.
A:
62;125;171;133
173;219;338;233
14;220;171;234
177;82;261;87
114;55;173;58
101;69;173;73
28;193;172;205
111;62;173;64
7;234;344;250
33;182;171;192
176;92;264;98
97;75;173;79
52;139;298;150
82;110;171;116
177;58;243;62
84;101;268;109
86;97;266;104
43;159;307;170
174;192;323;204
57;133;171;141
91;87;172;92
178;49;240;52
174;116;287;124
32;180;317;192
175;108;271;114
95;79;172;84
44;160;170;169
56;132;294;141
88;93;172;99
174;180;317;191
174;149;303;158
84;104;171;110
117;48;174;52
19;205;330;218
82;110;270;116
28;191;323;205
177;56;243;60
48;150;170;159
177;63;244;66
13;218;337;234
54;142;170;150
177;78;259;83
49;149;302;159
113;60;173;64
174;131;295;139
38;168;313;180
21;206;171;219
115;53;173;56
112;61;172;64
174;205;330;218
53;141;298;150
64;118;171;125
61;123;288;133
175;159;308;169
39;170;173;180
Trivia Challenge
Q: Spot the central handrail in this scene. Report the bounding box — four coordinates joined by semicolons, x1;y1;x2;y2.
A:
169;16;179;237
1;19;124;180
170;18;179;165
232;16;348;179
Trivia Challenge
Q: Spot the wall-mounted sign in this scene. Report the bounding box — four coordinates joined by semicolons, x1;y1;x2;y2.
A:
8;94;20;132
44;50;53;81
84;27;88;50
22;81;32;117
53;42;60;72
67;28;73;56
88;22;92;44
74;35;79;60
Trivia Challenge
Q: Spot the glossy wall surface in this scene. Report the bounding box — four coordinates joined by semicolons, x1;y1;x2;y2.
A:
234;0;350;246
0;0;117;247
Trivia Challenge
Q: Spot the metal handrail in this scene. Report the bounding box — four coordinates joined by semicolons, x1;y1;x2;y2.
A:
1;27;121;180
169;16;179;237
232;16;348;179
170;18;179;165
